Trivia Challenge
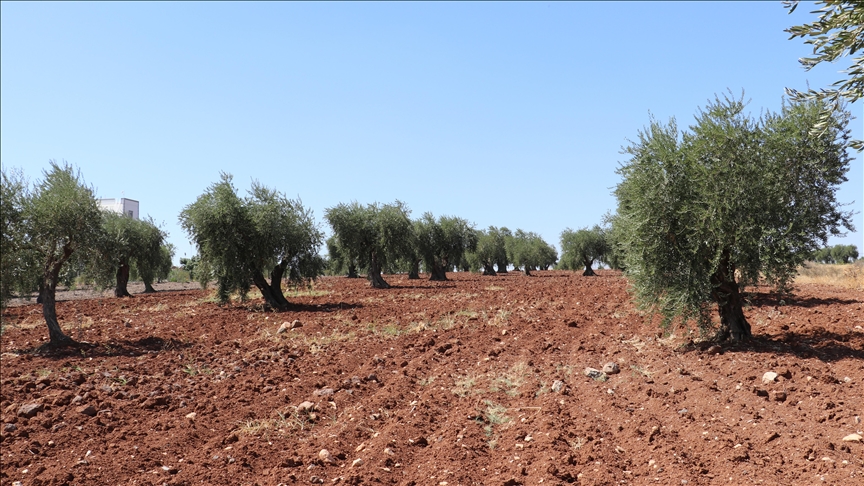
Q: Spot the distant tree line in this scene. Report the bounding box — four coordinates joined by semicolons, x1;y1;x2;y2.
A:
809;244;859;264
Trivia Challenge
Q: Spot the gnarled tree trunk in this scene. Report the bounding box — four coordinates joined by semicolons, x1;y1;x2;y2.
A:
252;271;288;311
496;262;508;273
347;263;359;279
408;260;420;280
582;258;597;276
142;281;157;293
115;263;132;297
429;260;448;281
43;248;75;346
711;250;751;341
482;262;497;276
367;253;390;289
523;266;532;276
268;264;291;309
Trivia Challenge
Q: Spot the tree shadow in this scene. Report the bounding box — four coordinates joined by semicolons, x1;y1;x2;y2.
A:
20;336;194;360
683;329;864;363
387;284;457;290
747;292;861;309
287;302;363;312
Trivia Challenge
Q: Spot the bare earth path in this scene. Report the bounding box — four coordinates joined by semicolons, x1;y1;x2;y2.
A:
1;271;862;485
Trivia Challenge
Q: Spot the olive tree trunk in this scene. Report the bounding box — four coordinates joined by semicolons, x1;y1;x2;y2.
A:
429;260;448;281
582;258;597;276
42;249;75;346
115;263;132;297
482;262;497;276
346;263;359;279
142;281;157;293
367;254;390;289
408;260;420;280
252;271;289;311
496;262;508;273
711;250;751;341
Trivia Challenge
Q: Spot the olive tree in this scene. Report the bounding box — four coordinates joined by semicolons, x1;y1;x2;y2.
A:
559;225;608;276
468;226;509;276
325;201;413;288
508;230;557;276
88;213;169;297
179;174;324;310
413;213;477;281
785;0;863;150
20;162;104;346
613;94;854;341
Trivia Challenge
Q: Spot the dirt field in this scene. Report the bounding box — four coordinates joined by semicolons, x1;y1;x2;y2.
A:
1;271;862;485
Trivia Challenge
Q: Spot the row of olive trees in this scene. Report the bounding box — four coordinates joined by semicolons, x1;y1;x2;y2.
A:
1;162;172;346
323;202;562;287
810;244;859;264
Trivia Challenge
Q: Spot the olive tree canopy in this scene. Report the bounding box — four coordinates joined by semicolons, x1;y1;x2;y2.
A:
179;174;323;310
613;94;853;341
413;213;477;281
325;201;413;288
559;225;608;276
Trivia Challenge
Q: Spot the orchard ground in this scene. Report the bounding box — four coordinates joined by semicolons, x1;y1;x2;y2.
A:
1;270;862;485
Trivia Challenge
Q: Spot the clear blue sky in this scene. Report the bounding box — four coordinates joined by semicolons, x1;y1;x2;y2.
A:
2;2;861;264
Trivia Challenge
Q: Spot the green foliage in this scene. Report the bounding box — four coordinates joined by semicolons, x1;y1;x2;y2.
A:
613;93;853;339
85;212;169;295
559;225;608;275
785;0;864;150
325;201;413;288
413;213;478;280
811;244;859;263
507;229;557;275
0;168;35;309
179;174;323;308
467;226;509;275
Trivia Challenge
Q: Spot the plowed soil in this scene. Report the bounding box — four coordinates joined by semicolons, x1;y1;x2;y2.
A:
1;271;862;486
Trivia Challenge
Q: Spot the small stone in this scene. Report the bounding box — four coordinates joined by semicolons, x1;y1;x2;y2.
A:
313;388;335;397
277;322;290;334
762;372;779;384
583;368;607;380
842;433;862;442
70;395;84;405
297;401;316;413
501;329;508;336
351;458;363;467
551;380;564;393
705;345;722;355
355;443;365;452
602;362;620;375
772;391;787;402
185;412;197;420
765;432;780;443
3;423;17;432
384;447;395;455
290;319;302;329
77;405;97;417
17;403;43;418
318;449;334;463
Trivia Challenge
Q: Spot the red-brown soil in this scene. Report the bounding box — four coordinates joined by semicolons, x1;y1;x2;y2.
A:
1;271;862;486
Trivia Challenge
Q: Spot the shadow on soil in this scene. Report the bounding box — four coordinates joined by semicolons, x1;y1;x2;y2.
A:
685;330;864;363
748;293;861;309
22;336;194;360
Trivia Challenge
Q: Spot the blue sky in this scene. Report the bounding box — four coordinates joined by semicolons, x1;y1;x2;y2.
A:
2;2;861;264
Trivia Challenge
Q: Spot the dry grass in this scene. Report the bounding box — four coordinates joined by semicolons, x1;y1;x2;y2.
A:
795;261;864;290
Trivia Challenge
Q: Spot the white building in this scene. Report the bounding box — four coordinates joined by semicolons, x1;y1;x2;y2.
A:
98;198;139;220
